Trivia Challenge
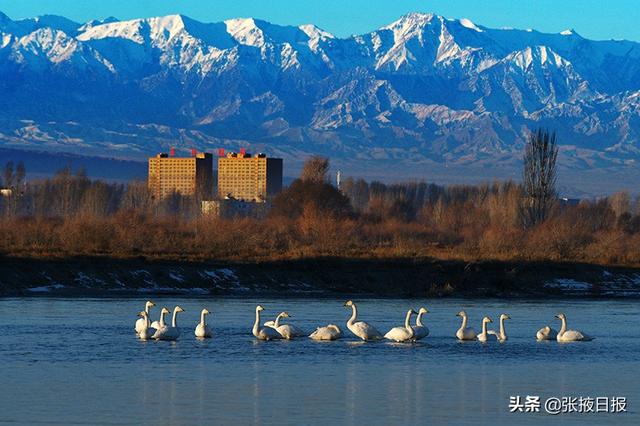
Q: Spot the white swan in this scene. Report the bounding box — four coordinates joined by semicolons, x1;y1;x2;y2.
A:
455;310;477;341
344;300;383;341
136;311;156;341
309;324;342;340
252;305;282;341
272;312;306;340
152;306;184;341
536;325;558;341
150;306;168;330
195;308;212;338
477;316;496;343
263;311;284;329
556;313;592;342
412;307;429;340
384;309;417;342
135;301;155;334
487;313;510;342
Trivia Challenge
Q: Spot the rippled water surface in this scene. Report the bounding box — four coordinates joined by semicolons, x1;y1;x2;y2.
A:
0;297;638;425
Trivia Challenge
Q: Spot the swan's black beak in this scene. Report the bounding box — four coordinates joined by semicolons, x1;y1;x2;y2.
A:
554;314;560;319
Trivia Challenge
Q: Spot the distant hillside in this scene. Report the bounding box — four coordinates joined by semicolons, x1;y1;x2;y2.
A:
0;148;147;182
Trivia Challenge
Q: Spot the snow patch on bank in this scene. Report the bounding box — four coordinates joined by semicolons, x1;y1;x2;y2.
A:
545;279;591;291
130;269;157;287
200;268;251;293
75;272;107;288
136;286;209;295
599;271;640;295
28;284;66;293
545;273;640;296
29;271;66;292
201;268;238;281
169;272;185;282
199;268;250;291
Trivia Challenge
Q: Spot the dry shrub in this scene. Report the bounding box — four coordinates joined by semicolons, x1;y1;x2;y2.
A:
59;217;116;254
1;171;639;267
479;226;525;259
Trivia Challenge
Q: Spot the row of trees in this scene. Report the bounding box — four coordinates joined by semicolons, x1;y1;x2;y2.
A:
1;130;639;264
340;129;564;228
1;161;26;191
0;166;202;219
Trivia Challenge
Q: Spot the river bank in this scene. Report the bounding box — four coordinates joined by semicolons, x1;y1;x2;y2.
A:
1;255;639;298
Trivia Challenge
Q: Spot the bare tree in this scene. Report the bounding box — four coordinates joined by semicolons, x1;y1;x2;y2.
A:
608;191;631;218
521;129;558;227
121;181;152;213
15;161;26;190
300;156;329;183
342;177;370;212
3;161;14;189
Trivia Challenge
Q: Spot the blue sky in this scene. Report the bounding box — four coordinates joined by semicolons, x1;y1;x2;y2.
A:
0;0;638;41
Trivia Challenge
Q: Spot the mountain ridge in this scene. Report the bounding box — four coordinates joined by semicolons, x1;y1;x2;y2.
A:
1;10;640;189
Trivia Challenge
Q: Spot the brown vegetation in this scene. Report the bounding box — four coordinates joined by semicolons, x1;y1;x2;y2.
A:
1;159;640;266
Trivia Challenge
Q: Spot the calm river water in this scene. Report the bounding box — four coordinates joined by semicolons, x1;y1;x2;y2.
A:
0;297;637;425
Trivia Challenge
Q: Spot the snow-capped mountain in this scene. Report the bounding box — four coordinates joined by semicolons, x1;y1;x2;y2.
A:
2;11;640;175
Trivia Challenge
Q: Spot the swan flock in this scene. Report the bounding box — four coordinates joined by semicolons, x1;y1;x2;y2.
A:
134;300;593;343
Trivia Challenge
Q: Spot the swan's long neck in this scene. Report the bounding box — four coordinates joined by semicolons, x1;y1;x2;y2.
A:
416;311;424;327
145;304;151;314
171;309;179;327
253;309;262;335
559;317;567;335
143;313;150;328
348;304;357;326
274;313;285;328
499;317;506;338
200;311;207;326
458;314;468;332
159;311;166;328
481;320;488;335
404;310;414;338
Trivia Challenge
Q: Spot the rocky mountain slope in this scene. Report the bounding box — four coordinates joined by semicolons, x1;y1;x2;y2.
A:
1;11;640;177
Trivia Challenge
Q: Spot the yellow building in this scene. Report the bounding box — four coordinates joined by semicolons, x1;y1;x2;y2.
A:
217;152;283;201
148;151;213;200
